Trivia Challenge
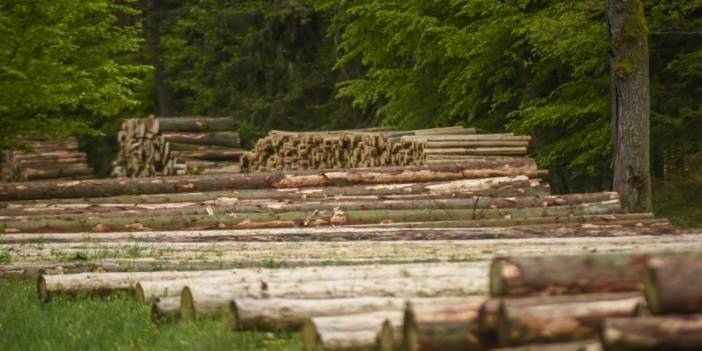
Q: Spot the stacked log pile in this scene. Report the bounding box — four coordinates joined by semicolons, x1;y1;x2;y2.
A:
111;116;242;177
240;126;530;172
0;138;93;182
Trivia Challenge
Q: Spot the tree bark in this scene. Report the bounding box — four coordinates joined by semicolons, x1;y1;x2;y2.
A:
303;311;404;350
600;315;702;351
497;293;642;346
490;253;642;297
641;254;702;315
402;298;490;351
607;0;652;212
0;160;538;201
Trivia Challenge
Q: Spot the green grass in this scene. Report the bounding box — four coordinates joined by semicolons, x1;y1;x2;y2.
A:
653;179;702;228
0;279;303;351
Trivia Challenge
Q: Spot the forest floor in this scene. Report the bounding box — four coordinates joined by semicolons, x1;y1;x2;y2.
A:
653;180;702;227
0;279;302;351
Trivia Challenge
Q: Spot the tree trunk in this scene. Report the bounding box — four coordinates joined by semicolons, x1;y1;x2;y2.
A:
402;298;490;351
181;274;487;321
143;0;173;116
490;253;642;297
641;254;702;315
600;315;702;351
302;311;404;351
498;293;642;346
607;0;652;212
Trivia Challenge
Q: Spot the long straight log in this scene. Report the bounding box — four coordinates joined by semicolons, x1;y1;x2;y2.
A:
494;341;602;351
423;147;527;156
0;192;618;223
181;274;487;321
425;141;530;148
490;253;643;297
138;262;486;302
641;254;702;315
23;164;92;180
163;131;240;147
156;117;234;132
497;293;642;346
303;311;404;350
171;149;244;161
600;315;702;351
0;160;538;201
1;201;621;233
402;298;489;351
0;176;545;207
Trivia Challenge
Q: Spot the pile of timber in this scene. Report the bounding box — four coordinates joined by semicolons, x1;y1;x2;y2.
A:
26;249;702;351
240;126;530;172
0;138;93;182
111;116;242;177
0;159;671;233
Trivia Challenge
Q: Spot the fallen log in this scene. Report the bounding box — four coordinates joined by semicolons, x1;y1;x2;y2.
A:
171;149;244;161
497;293;643;346
425;141;530;148
600;315;702;351
137;262;486;302
152;296;181;322
303;311;404;350
1;201;621;233
641;254;702;315
181;274;487;320
402;297;489;351
493;340;602;351
0;160;538;201
157;117;234;132
490;253;642;297
423;147;527;156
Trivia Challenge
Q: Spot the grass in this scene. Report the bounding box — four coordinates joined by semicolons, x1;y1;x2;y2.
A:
653;179;702;228
0;279;303;351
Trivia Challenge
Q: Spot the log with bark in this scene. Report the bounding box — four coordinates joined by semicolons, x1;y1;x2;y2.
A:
303;311;404;350
641;254;702;315
497;293;643;346
152;296;181;322
181;274;487;321
489;253;643;297
163;131;240;147
2;159;539;201
401;297;490;351
1;138;93;182
493;340;602;351
600;315;702;351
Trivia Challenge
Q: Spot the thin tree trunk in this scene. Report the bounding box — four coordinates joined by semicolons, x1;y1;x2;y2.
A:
606;0;652;212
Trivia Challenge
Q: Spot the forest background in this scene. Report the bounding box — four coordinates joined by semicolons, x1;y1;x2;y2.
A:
0;0;700;225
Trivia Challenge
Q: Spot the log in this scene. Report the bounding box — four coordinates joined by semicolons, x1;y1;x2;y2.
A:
600;315;702;351
490;253;642;297
171;149;244;161
303;311;404;350
22;164;93;180
423;147;528;156
641;254;702;315
162;131;240;147
181;274;487;320
1;201;621;233
493;341;602;351
156;117;234;132
497;293;643;346
402;298;489;351
425;141;530;148
138;262;486;302
0;160;538;201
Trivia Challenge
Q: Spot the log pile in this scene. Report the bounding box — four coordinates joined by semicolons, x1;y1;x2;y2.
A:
111;116;242;177
240;126;531;172
0;138;93;182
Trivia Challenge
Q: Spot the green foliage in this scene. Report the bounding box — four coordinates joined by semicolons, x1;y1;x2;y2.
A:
0;279;302;350
0;0;150;150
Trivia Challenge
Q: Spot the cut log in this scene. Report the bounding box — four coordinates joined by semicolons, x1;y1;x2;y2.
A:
497;293;643;346
303;311;404;350
157;117;234;132
181;274;487;320
137;262;486;302
171;149;244;161
493;340;602;351
402;297;489;351
490;253;642;297
641;254;702;315
600;315;702;351
0;160;538;201
162;131;240;147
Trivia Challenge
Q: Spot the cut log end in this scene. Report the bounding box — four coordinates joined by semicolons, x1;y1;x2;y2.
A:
135;282;146;303
228;300;240;332
37;275;49;302
302;319;322;350
489;259;512;297
641;265;661;315
180;287;196;321
379;320;397;351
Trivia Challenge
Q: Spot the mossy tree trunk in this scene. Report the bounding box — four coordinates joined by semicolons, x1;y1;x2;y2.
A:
606;0;652;212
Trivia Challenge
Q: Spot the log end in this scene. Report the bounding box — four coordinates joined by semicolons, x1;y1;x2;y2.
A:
180;287;195;321
135;283;146;303
496;301;512;347
641;265;662;315
378;320;397;351
402;303;419;351
489;259;507;297
302;319;322;350
37;275;49;302
228;300;240;331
